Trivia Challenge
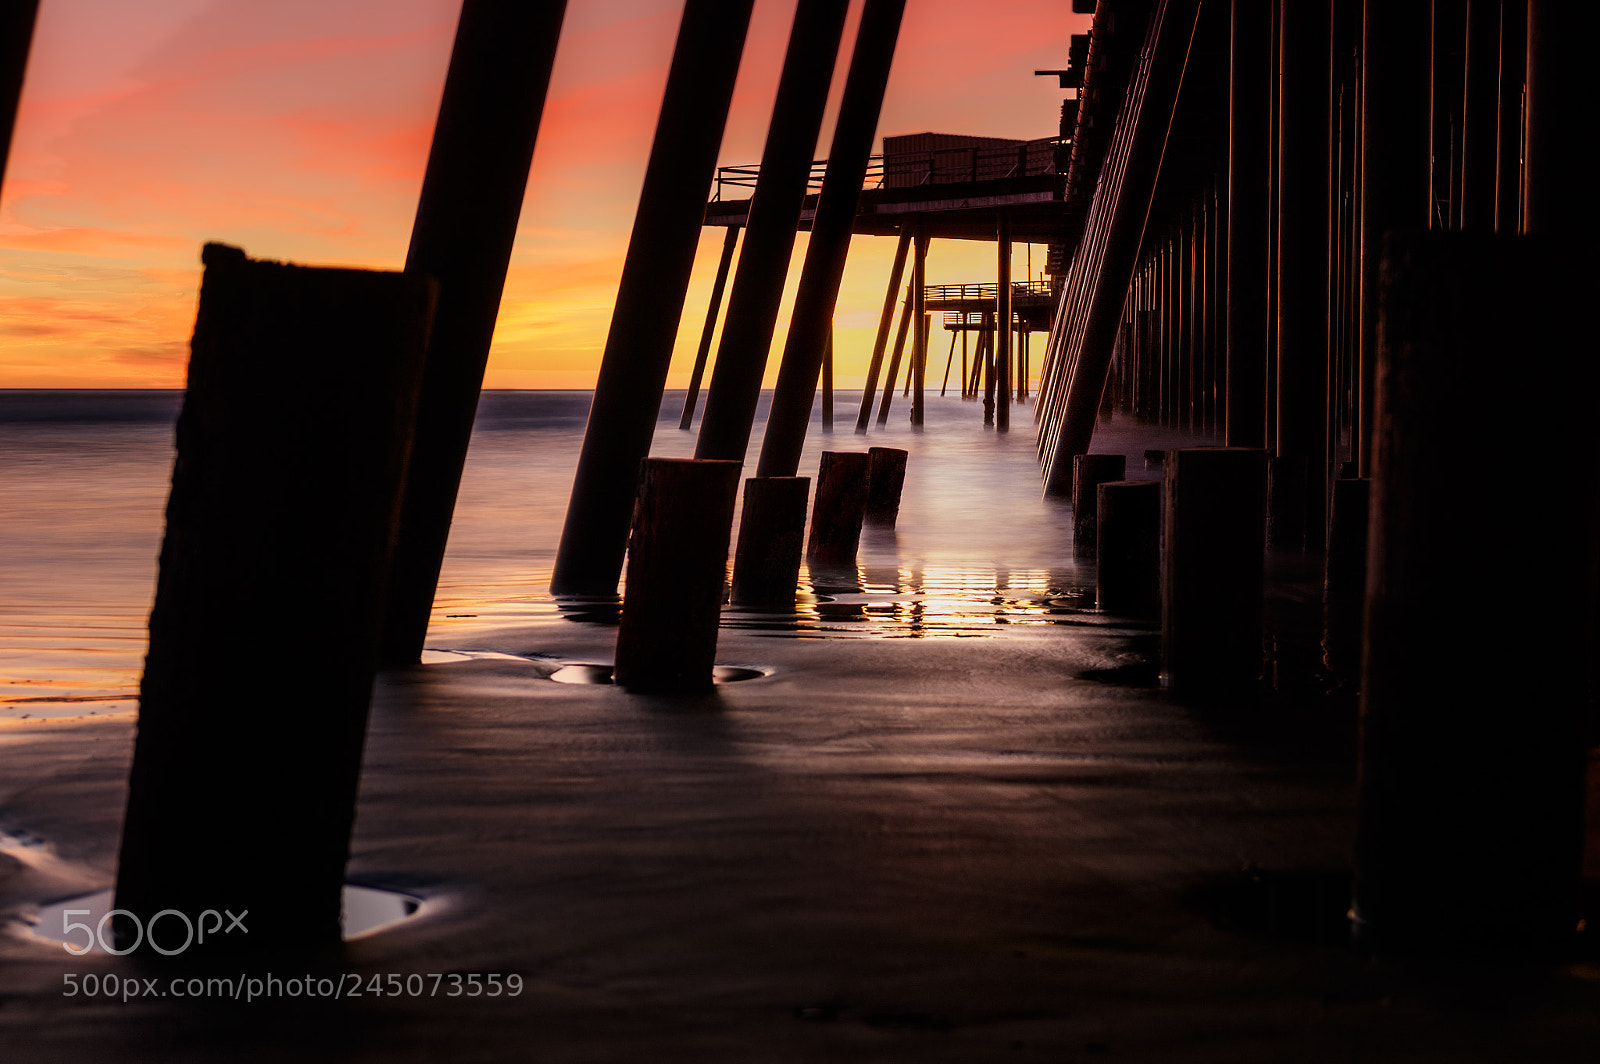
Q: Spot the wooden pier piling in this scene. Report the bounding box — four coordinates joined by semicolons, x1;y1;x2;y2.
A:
381;0;566;660
758;0;906;477
864;446;908;527
1354;229;1595;956
1162;447;1268;699
731;477;811;609
696;0;851;464
909;230;929;427
1357;0;1432;475
856;231;912;432
1322;476;1368;684
1273;0;1329;548
680;225;742;429
1096;480;1161;618
551;0;754;598
1071;453;1127;557
614;459;742;693
806;451;872;567
0;0;39;197
995;216;1012;432
1266;454;1308;552
115;245;435;954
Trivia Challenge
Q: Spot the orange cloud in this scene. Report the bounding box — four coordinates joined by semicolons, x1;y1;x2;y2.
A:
1;0;1088;389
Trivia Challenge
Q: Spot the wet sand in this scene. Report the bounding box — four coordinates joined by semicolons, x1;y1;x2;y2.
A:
4;395;1598;1059
4;606;1600;1062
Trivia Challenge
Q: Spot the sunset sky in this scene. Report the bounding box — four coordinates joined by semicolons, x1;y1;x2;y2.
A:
0;0;1088;389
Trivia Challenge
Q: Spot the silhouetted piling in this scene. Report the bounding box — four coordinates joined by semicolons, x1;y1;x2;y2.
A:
1492;0;1525;233
864;446;908;526
1274;0;1329;547
876;280;914;425
1458;0;1500;232
995;216;1012;432
0;0;39;197
1096;480;1161;617
115;244;435;955
680;225;741;429
1266;454;1308;551
909;231;929;426
1322;476;1368;684
757;0;906;476
857;231;912;431
1354;230;1595;956
551;0;754;598
382;0;566;660
696;0;851;464
1071;454;1127;556
1226;0;1272;448
730;477;810;609
1357;0;1431;475
614;458;742;693
1162;447;1268;699
1523;2;1594;243
807;451;871;566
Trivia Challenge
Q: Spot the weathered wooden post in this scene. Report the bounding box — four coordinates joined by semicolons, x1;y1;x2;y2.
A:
696;0;852;464
1096;480;1161;617
550;0;755;598
806;451;871;567
730;477;811;608
1163;447;1268;699
1071;454;1127;557
382;0;567;660
864;446;908;526
1354;230;1594;955
614;459;742;693
115;244;435;954
1321;476;1368;684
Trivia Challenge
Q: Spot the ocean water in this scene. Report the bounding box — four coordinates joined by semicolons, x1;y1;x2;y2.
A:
0;388;1206;722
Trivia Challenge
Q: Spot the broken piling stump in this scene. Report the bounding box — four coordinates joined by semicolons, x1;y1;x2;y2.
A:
613;458;742;694
1162;447;1268;699
114;243;435;956
730;476;810;609
806;451;871;567
864;446;908;527
1096;480;1161;617
1072;453;1127;556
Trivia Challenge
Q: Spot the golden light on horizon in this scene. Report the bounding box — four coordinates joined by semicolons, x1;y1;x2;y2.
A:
0;0;1087;390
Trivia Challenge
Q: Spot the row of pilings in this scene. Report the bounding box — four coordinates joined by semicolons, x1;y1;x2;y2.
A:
54;0;915;958
1042;0;1599;959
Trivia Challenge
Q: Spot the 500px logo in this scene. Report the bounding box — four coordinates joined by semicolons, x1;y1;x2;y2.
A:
61;907;248;956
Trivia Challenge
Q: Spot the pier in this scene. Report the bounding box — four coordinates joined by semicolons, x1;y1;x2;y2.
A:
2;1;1599;1060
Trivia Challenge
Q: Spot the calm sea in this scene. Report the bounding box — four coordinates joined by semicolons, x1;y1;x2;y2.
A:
0;388;1201;723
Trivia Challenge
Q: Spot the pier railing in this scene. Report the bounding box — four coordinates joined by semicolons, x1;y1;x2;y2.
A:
711;139;1066;201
